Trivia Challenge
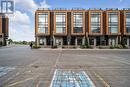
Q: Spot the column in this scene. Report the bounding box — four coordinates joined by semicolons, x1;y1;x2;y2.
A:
112;39;115;46
61;38;63;47
127;37;130;47
2;36;4;46
44;38;47;46
53;36;56;46
108;38;111;46
75;37;77;47
67;36;71;48
94;38;96;47
82;37;85;45
36;36;39;46
87;37;90;46
116;36;118;45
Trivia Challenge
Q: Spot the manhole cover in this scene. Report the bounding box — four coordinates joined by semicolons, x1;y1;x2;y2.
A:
50;69;95;87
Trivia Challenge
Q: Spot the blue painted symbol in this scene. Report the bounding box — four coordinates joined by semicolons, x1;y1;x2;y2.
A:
0;67;15;77
50;69;95;87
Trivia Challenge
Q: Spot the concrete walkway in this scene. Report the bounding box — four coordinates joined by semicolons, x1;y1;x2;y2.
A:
39;47;130;51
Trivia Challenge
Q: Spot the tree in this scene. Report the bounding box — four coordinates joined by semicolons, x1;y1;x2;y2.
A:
8;39;13;44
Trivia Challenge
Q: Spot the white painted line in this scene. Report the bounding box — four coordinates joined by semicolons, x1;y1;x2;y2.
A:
93;72;110;87
83;71;96;87
50;69;57;87
7;72;20;81
8;78;33;87
113;56;130;65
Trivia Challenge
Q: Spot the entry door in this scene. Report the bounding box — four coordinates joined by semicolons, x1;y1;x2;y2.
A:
56;39;62;47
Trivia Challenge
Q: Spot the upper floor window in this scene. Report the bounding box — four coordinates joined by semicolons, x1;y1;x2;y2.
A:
73;12;83;33
90;12;101;33
56;12;66;33
38;13;48;33
126;12;130;33
108;12;118;33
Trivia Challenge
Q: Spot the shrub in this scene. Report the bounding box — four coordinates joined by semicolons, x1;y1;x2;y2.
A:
110;45;115;49
98;46;109;49
110;44;124;49
114;44;123;49
51;45;57;49
80;45;86;49
80;45;93;49
33;45;41;49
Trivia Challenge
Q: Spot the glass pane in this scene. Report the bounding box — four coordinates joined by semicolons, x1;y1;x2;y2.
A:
126;13;130;22
56;27;65;33
91;27;100;33
126;27;130;33
109;14;118;22
109;27;118;33
73;27;83;33
91;15;100;22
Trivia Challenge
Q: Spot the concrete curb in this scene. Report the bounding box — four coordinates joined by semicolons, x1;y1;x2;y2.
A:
0;45;15;49
39;48;130;51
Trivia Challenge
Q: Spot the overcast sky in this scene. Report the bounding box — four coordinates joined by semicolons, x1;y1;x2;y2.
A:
8;0;130;41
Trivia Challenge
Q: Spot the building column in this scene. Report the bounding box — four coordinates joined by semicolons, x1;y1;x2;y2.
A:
111;38;115;46
53;36;56;46
94;37;96;47
36;36;39;46
82;37;85;45
127;37;130;47
67;36;71;48
75;37;77;47
67;38;70;48
6;39;8;46
116;36;118;45
108;38;111;46
44;38;47;46
119;36;121;44
0;37;3;46
61;38;63;47
87;37;90;46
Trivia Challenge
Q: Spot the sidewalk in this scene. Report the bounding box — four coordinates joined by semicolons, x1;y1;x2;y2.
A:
39;47;130;51
0;45;15;49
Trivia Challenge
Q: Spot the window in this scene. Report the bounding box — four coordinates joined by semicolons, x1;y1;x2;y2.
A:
73;12;83;33
108;12;118;33
126;12;130;33
38;13;48;33
56;12;66;33
90;12;101;33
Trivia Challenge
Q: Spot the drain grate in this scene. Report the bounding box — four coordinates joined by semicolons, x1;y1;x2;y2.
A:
50;69;95;87
0;67;15;77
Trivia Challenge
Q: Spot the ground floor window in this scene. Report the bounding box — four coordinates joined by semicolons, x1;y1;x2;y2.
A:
77;38;82;45
70;37;75;45
39;38;44;45
63;37;67;45
89;38;94;45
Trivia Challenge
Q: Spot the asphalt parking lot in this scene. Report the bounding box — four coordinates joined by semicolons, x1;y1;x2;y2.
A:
0;45;130;87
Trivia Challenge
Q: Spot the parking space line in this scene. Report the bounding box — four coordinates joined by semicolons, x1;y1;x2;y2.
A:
8;78;33;87
93;71;110;87
36;81;40;87
112;56;130;65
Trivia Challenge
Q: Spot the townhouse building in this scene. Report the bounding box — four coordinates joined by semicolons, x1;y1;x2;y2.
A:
35;8;130;47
